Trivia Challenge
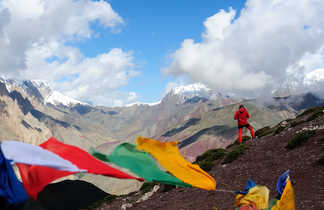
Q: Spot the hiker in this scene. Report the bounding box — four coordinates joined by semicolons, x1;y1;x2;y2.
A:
234;105;255;143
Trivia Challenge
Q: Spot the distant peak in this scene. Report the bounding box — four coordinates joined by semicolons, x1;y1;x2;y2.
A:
125;100;161;107
45;91;87;107
170;83;211;95
31;80;52;89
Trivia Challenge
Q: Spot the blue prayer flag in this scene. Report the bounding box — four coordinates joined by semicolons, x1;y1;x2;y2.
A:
0;147;28;208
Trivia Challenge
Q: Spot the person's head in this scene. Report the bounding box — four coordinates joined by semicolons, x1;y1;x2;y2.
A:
239;104;245;109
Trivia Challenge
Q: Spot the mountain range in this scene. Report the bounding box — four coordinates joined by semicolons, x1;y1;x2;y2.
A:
0;77;323;195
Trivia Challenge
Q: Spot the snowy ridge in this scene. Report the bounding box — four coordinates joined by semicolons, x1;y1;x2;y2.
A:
125;100;161;107
45;91;86;107
0;77;19;92
0;77;87;107
28;80;87;106
170;83;211;96
168;83;225;102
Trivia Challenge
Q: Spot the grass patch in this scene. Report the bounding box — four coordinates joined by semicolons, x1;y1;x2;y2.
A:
226;136;251;149
195;148;226;171
290;119;306;127
273;125;285;135
286;130;316;150
223;144;249;164
306;110;324;121
297;106;324;118
255;126;273;138
196;149;227;162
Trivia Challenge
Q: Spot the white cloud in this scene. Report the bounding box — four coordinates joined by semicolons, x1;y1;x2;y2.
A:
24;42;138;106
164;0;324;96
0;0;139;106
305;68;324;84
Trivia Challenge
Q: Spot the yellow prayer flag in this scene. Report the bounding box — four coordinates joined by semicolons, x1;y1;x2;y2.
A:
136;137;216;190
235;186;269;209
278;179;295;210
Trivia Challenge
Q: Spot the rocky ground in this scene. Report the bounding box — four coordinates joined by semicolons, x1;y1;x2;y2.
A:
93;108;324;210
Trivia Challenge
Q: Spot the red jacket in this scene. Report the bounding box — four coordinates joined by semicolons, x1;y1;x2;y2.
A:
234;107;250;126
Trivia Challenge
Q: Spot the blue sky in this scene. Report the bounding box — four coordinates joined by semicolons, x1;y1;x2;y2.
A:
70;0;247;103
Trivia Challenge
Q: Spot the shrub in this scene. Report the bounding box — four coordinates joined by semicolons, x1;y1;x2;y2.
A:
290;119;306;127
223;144;249;164
197;160;214;171
226;136;251;149
286;130;316;149
195;148;226;171
196;149;226;162
306;110;324;121
273;125;285;135
255;126;272;138
242;136;251;142
297;106;324;118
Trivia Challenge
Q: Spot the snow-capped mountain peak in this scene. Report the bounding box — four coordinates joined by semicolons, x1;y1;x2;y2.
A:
0;77;87;107
162;83;229;105
45;91;86;107
170;83;211;96
125;100;161;107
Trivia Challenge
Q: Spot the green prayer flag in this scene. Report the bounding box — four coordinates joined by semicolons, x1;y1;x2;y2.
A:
91;143;191;187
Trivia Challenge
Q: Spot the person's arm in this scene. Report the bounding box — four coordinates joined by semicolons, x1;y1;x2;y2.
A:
234;111;238;120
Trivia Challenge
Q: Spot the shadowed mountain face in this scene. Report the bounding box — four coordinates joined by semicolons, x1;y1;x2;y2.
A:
269;92;324;111
0;82;9;96
161;118;201;137
9;91;33;115
178;125;236;149
20;180;108;210
21;81;44;103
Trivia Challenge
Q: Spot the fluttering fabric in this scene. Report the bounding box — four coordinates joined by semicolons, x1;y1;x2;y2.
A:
136;136;216;190
91;143;190;187
276;179;295;210
271;171;295;210
276;170;290;195
236;180;257;195
235;185;269;209
16;137;144;199
0;147;28;208
1;140;82;172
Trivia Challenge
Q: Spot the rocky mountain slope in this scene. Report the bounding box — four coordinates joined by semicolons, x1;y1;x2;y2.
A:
1;78;323;197
90;106;324;210
0;79;238;148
